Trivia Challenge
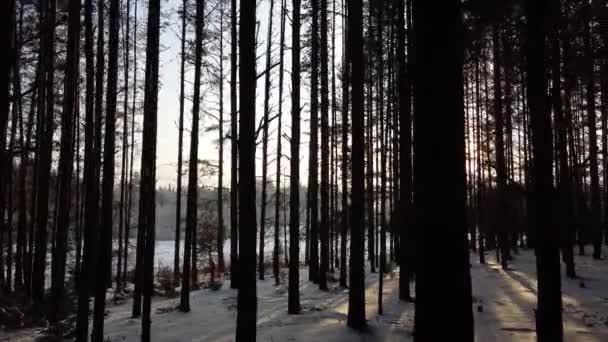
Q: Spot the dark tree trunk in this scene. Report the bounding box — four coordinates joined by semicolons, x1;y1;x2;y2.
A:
339;0;349;289
259;0;275;281
123;0;137;290
412;0;473;340
230;0;239;290
236;0;257;337
32;0;56;306
492;24;509;270
398;0;413;301
319;0;330;291
526;0;564;340
583;10;602;260
175;0;187;285
117;0;131;293
347;0;365;329
309;0;320;284
75;0;97;338
288;0;302;314
274;0;287;286
49;0;80;321
140;0;161;338
551;0;575;278
218;0;225;274
179;0;204;313
92;0;119;338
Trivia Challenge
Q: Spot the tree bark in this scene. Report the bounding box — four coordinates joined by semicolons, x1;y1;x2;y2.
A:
412;0;473;339
236;0;257;336
180;0;204;313
347;0;365;329
288;0;302;314
49;0;80;321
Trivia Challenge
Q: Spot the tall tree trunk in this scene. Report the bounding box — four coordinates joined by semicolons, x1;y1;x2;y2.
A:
347;0;365;328
125;0;137;292
92;0;119;337
15;11;27;288
0;0;14;293
217;0;225;274
230;0;239;290
288;0;302;314
179;0;204;313
32;0;56;306
259;0;275;281
236;0;257;336
49;0;80;321
526;0;564;340
139;0;161;339
273;0;286;286
339;0;349;289
76;0;97;338
319;0;329;291
309;0;320;284
398;0;413;301
175;0;187;285
584;10;602;260
492;24;509;270
551;0;575;278
412;0;473;340
117;0;131;294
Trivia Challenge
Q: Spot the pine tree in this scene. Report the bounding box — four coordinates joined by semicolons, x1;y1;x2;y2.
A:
92;0;120;338
347;0;365;329
289;0;302;314
309;0;320;284
526;0;563;340
140;0;161;338
236;0;257;337
32;0;56;306
180;0;205;313
175;0;188;285
273;0;287;286
412;0;473;339
49;0;80;321
259;0;275;281
319;0;330;291
76;0;98;337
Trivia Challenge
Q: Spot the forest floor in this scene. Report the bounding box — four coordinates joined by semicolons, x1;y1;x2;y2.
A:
3;246;608;341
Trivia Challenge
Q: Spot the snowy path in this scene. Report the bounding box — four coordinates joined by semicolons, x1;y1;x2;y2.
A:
4;248;608;341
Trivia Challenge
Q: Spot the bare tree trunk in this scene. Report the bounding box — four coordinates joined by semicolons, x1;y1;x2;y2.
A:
174;0;187;286
526;0;564;340
319;0;330;291
236;0;257;336
92;0;119;337
217;0;225;274
75;0;97;338
259;0;275;281
339;0;349;289
32;0;56;306
347;0;365;329
230;0;239;290
288;0;302;314
309;0;320;284
179;0;204;313
273;0;287;286
412;1;473;339
139;0;161;338
127;0;138;297
49;0;80;321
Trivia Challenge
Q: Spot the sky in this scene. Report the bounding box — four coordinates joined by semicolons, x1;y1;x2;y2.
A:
148;0;345;188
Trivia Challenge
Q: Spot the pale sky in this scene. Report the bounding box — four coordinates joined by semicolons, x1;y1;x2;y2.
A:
150;0;345;188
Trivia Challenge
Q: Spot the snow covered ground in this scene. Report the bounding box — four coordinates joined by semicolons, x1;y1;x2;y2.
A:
4;247;608;341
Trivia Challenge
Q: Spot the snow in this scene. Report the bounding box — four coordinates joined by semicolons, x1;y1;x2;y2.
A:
4;247;608;341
